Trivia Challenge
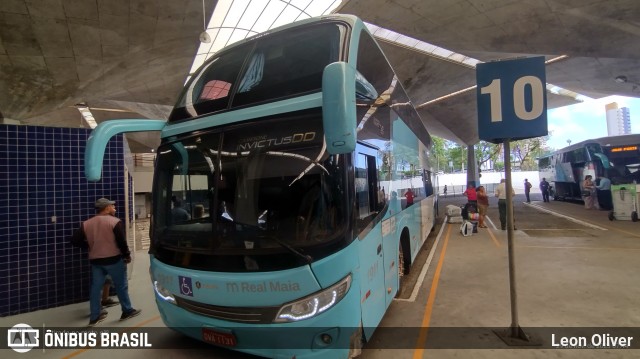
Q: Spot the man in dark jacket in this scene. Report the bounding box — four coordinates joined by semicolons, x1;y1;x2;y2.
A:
539;178;550;202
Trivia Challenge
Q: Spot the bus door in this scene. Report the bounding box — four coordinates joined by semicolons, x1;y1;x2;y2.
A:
355;150;386;334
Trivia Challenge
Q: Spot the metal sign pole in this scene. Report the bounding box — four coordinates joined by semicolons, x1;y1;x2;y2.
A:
476;56;545;346
494;139;537;344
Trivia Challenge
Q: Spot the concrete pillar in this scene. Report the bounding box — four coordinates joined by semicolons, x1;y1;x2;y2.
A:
466;145;480;187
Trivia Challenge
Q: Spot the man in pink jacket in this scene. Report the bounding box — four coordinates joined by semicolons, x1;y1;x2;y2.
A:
81;198;141;326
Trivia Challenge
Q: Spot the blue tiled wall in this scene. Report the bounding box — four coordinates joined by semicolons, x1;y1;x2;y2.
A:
0;125;125;316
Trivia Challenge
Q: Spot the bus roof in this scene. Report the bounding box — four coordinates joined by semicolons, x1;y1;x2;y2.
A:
196;14;361;63
538;134;640;161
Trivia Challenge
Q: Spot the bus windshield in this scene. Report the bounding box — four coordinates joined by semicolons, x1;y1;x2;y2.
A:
169;22;345;122
152;116;349;272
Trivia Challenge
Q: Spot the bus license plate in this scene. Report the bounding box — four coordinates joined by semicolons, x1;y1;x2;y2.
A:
202;328;237;347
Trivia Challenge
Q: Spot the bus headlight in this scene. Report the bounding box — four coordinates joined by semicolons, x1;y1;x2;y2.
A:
274;274;351;323
153;280;177;305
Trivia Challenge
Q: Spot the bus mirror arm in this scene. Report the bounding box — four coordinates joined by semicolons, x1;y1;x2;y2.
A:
85;119;166;181
354;70;378;100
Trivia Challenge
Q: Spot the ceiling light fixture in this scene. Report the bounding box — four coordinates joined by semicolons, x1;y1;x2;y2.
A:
199;0;211;43
614;75;640;92
615;75;628;83
74;102;97;129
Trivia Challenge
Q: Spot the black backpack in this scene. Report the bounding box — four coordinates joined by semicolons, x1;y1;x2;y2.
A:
461;202;477;220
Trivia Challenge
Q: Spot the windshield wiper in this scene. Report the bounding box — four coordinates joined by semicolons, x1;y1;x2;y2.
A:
265;235;313;264
236;222;312;264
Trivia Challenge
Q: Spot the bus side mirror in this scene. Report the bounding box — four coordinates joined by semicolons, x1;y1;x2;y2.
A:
85;119;166;181
322;62;357;154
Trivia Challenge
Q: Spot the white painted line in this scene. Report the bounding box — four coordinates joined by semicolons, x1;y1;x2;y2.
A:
395;215;448;302
485;215;497;230
524;202;608;231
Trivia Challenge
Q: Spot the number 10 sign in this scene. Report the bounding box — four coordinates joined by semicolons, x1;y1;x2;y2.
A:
476;56;548;144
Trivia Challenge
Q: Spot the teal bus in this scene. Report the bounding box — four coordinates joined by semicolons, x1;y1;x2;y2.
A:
85;14;436;358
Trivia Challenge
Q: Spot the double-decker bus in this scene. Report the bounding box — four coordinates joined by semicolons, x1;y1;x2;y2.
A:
85;14;436;358
537;140;610;200
537;134;640;201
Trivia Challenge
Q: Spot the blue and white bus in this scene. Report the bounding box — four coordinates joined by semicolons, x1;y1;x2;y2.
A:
85;14;436;358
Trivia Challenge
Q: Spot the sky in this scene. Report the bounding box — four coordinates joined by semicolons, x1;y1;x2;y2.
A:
546;95;640;151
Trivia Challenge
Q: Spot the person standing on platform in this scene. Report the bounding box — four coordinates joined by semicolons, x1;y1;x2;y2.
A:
595;175;612;210
539;178;550;202
476;186;489;228
524;178;532;203
495;179;516;230
582;175;599;210
82;198;141;326
463;183;477;205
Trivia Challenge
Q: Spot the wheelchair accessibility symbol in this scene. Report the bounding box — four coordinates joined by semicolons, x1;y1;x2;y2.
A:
178;276;194;296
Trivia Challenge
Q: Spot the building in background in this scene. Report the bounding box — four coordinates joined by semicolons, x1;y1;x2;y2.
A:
606;102;631;136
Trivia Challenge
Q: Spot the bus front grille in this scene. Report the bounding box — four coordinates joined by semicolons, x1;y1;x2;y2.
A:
175;296;280;324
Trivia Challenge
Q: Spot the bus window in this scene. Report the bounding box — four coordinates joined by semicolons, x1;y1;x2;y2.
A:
572;148;586;163
232;23;344;107
356;30;394;96
355;153;371;219
538;156;550;168
169;46;252;121
423;169;434;196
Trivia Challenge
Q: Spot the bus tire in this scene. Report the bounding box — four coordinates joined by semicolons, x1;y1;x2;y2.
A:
632;212;638;222
400;229;411;275
608;212;615;221
431;204;437;232
348;325;364;358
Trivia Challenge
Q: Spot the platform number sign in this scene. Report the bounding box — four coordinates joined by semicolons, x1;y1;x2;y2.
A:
476;56;548;144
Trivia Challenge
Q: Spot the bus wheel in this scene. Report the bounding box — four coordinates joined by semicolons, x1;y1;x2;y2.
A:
632;212;638;222
608;212;615;221
347;325;364;358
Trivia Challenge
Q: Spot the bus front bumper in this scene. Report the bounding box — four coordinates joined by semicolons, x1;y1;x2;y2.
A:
154;289;361;359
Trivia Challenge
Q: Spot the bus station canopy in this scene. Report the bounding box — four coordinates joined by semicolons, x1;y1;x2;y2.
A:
1;0;639;150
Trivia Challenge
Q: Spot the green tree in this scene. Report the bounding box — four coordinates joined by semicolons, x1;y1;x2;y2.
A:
431;136;447;172
474;141;502;170
446;143;466;172
512;138;544;170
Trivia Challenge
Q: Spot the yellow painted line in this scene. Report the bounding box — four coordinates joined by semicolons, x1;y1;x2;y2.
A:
485;227;501;247
60;315;161;359
123;315;161;330
413;223;452;358
61;347;89;358
519;245;640;251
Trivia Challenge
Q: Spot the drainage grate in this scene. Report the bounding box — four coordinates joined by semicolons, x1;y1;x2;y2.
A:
522;229;595;237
